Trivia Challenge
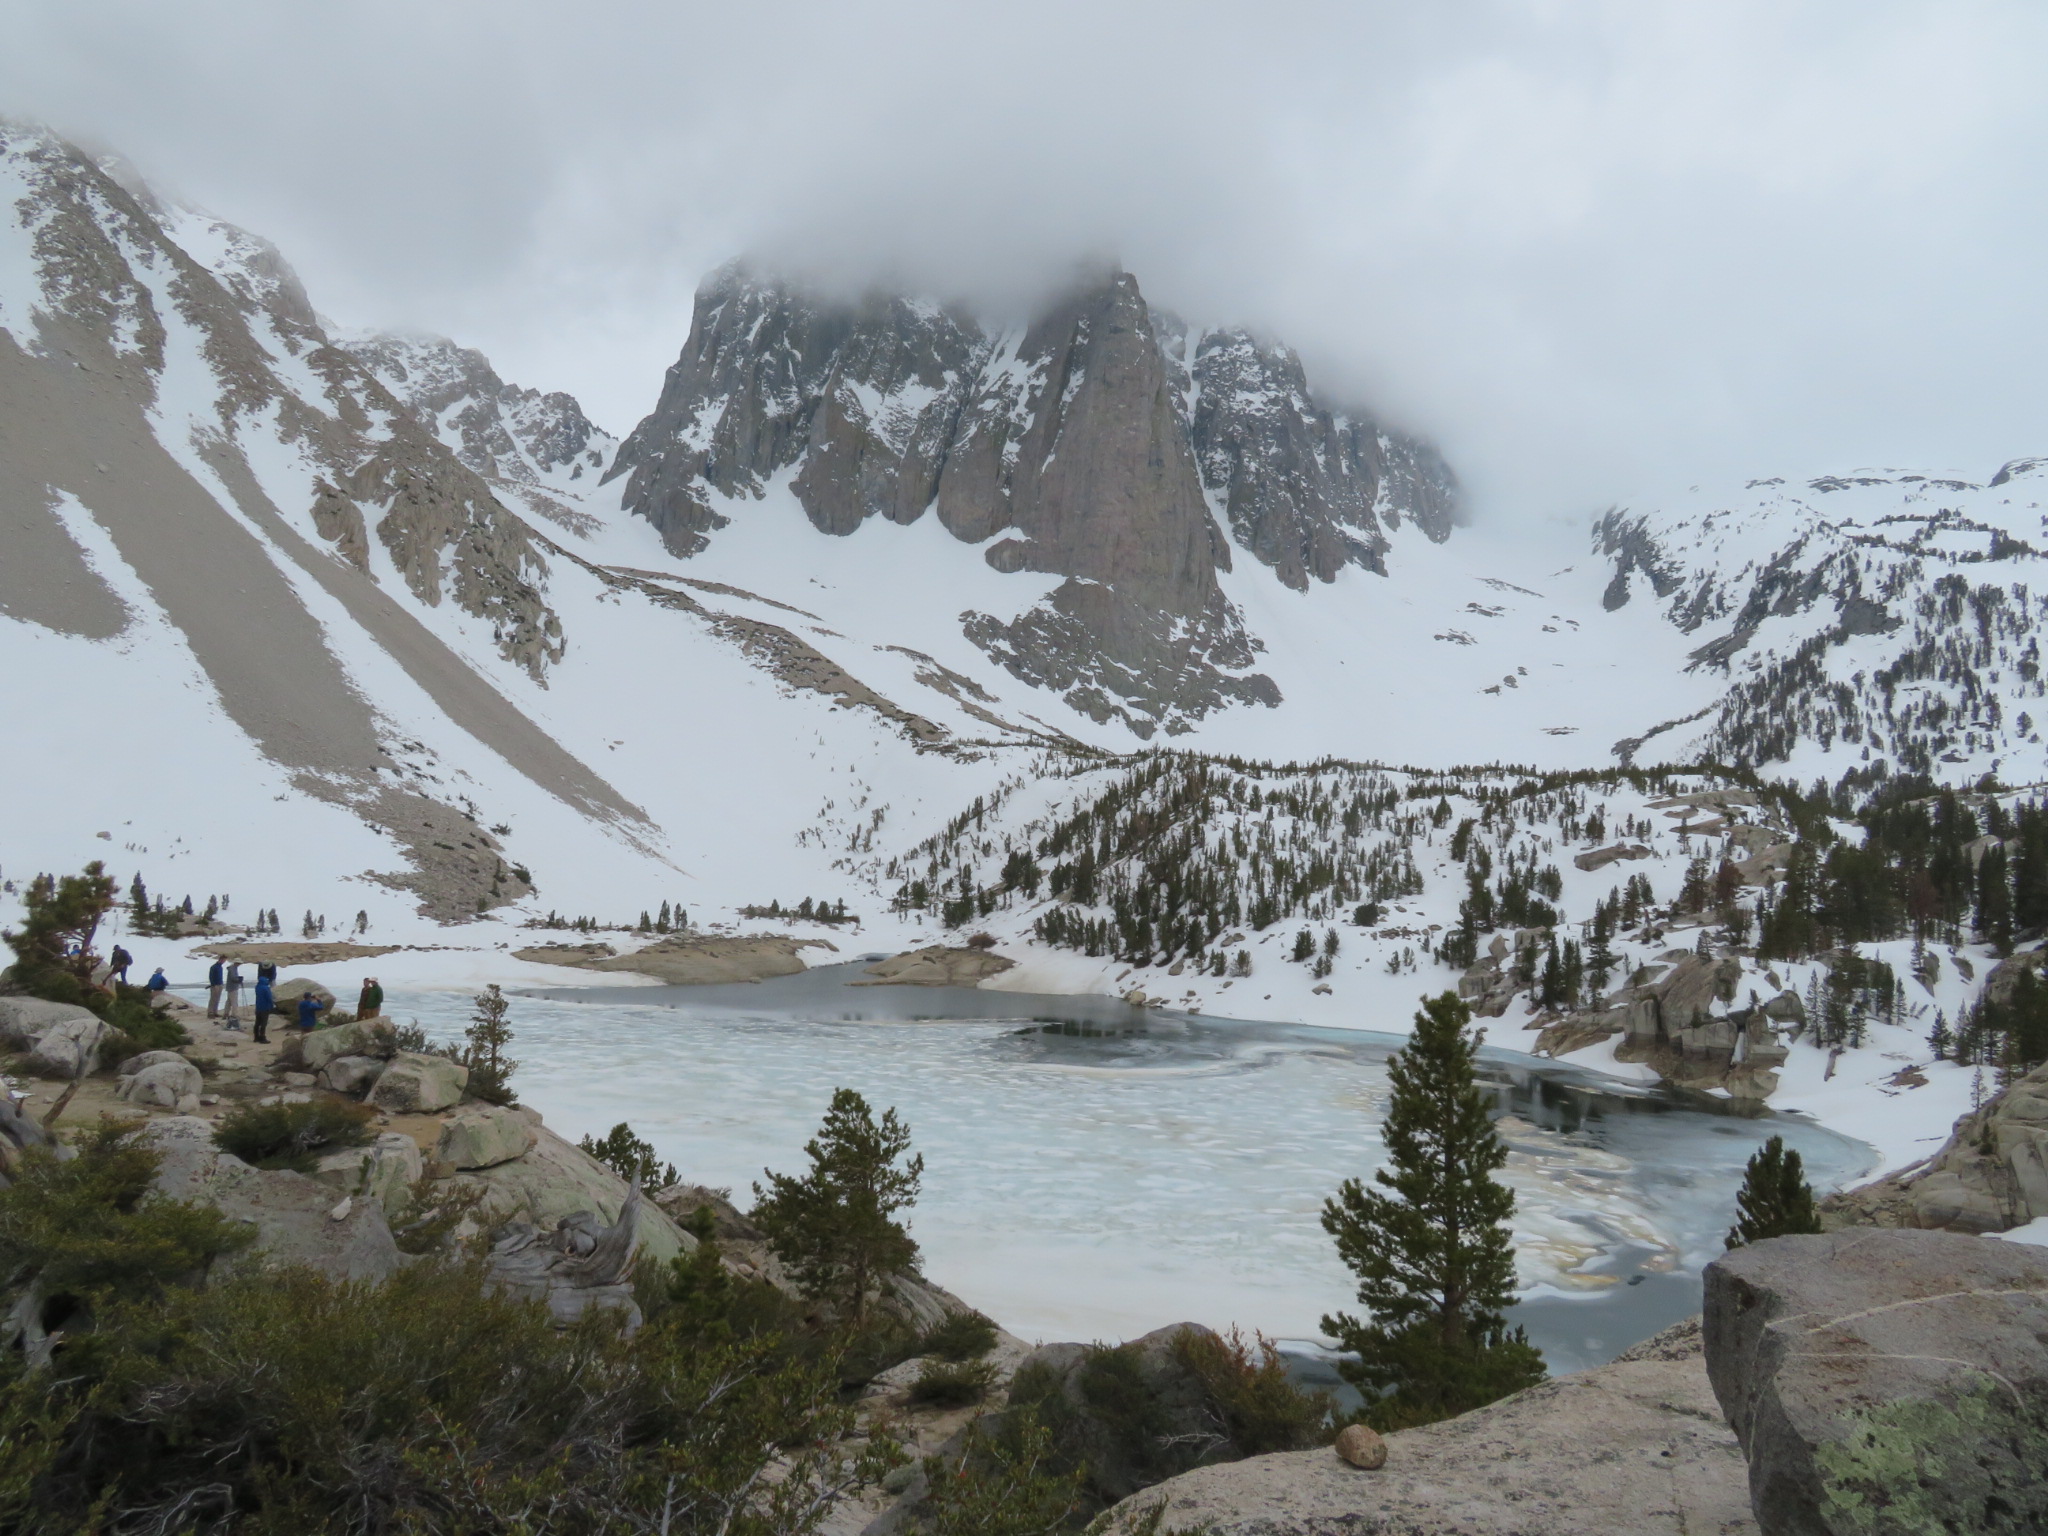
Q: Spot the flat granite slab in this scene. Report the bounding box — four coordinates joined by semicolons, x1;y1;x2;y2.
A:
1100;1319;1755;1536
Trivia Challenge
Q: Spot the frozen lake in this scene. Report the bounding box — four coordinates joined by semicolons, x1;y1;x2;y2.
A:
389;964;1876;1375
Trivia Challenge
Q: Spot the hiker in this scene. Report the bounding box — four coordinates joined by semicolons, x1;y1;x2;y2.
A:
146;967;168;1004
252;974;274;1044
108;944;133;986
296;990;326;1032
256;960;278;987
222;962;245;1028
206;958;225;1018
356;977;383;1020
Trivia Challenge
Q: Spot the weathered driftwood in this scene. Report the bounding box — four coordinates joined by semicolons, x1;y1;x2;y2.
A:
485;1183;645;1330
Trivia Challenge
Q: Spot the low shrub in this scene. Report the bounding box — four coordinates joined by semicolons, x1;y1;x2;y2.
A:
212;1098;375;1173
1173;1326;1333;1454
906;1357;997;1409
389;1176;489;1256
921;1308;999;1362
912;1411;1086;1536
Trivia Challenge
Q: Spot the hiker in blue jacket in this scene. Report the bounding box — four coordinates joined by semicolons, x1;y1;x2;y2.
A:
146;967;168;1002
296;990;326;1032
206;958;225;1018
252;975;275;1044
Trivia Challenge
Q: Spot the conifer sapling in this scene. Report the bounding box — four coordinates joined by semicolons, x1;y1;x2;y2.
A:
1725;1134;1823;1248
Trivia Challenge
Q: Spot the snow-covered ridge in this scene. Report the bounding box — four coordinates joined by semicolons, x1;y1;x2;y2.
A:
1598;463;2048;785
343;331;615;537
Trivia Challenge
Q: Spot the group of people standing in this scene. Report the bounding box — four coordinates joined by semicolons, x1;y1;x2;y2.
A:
105;946;387;1048
195;961;384;1046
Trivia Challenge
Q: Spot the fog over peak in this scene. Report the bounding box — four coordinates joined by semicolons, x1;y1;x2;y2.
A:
6;0;2047;521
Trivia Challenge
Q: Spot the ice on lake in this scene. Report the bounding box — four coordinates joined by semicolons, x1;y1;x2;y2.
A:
389;965;1875;1374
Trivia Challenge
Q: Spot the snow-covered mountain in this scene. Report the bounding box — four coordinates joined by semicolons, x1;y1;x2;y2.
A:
607;264;1458;737
1594;467;2048;789
343;332;614;538
3;113;2045;986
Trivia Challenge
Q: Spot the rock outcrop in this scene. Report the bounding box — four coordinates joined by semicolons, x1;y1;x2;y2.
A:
575;932;831;985
449;1110;690;1268
853;946;1017;987
311;1131;423;1217
435;1105;538;1170
24;1014;112;1079
344;331;615;538
1823;1060;2048;1233
607;264;1455;736
116;1055;203;1111
139;1116;402;1284
0;996;98;1050
1093;1317;1754;1536
1705;1230;2048;1536
1527;949;1792;1099
368;1052;469;1113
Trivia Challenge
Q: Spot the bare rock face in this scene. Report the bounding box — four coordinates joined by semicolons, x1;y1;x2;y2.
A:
344;331;615;538
1705;1230;2048;1536
116;1056;204;1108
0;997;97;1051
25;1015;111;1079
1824;1060;2048;1234
368;1052;469;1113
609;264;1458;735
139;1116;401;1284
1532;951;1789;1099
436;1105;538;1170
1093;1317;1754;1536
1180;325;1457;592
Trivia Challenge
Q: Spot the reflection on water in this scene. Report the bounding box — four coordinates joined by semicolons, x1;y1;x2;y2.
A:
390;962;1875;1376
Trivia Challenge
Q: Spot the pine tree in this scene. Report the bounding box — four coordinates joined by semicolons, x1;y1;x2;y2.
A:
4;862;118;1006
1725;1135;1822;1248
1976;844;2014;955
1320;992;1545;1430
752;1088;923;1326
463;984;519;1106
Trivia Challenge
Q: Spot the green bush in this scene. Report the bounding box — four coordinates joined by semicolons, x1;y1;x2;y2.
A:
212;1098;375;1173
658;1206;810;1347
0;1125;899;1534
909;1411;1085;1536
906;1357;997;1409
0;1122;249;1366
921;1308;999;1362
18;1259;893;1534
1172;1326;1332;1454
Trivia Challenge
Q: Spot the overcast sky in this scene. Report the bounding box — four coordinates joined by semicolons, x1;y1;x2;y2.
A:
5;0;2045;521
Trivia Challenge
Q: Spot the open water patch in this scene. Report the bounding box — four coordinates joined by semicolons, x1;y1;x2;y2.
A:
389;964;1874;1375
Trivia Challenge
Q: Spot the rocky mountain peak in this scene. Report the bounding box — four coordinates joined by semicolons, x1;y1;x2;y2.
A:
345;332;614;537
607;263;1456;734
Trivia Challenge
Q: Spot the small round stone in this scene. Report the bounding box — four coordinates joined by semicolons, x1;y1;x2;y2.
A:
1334;1423;1387;1469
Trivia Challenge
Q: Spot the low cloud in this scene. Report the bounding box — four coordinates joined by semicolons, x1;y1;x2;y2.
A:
6;0;2047;516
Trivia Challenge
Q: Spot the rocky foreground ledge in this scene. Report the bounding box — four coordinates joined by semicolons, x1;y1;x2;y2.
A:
1102;1230;2048;1536
1095;1318;1755;1536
